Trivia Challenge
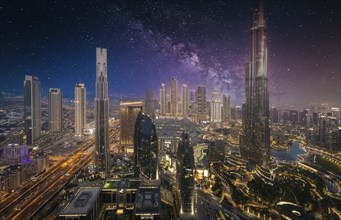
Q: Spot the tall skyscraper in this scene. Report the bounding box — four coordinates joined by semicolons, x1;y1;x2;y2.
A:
196;85;206;118
24;75;41;145
182;84;188;117
176;132;194;217
170;77;178;117
159;83;167;115
120;100;143;153
211;89;222;123
240;0;270;166
75;83;87;136
270;107;279;124
222;95;231;123
48;88;62;132
94;47;110;179
189;89;196;102
144;89;155;116
134;112;158;181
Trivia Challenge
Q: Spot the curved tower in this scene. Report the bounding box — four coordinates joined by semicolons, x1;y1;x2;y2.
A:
176;132;194;217
134;112;159;181
95;47;110;178
240;0;270;166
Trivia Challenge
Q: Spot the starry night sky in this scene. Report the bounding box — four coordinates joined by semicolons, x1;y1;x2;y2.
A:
1;0;340;108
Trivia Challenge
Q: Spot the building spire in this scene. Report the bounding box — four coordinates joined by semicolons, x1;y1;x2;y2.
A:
257;0;265;28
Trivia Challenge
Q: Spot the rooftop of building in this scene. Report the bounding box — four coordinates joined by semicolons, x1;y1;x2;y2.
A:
103;178;141;190
134;186;161;215
119;100;143;106
32;151;47;158
60;187;101;216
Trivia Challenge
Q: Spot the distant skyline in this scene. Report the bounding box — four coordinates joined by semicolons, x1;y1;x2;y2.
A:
1;0;340;108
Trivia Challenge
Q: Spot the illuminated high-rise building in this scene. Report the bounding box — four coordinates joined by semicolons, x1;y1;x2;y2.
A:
159;83;167;115
222;95;231;123
144;89;155;116
48;88;62;132
189;89;196;102
94;47;110;178
176;132;194;217
134;112;158;181
211;88;221;123
196;85;206;118
75;83;86;136
182;84;188;117
170;77;178;117
120;100;143;153
240;0;270;166
24;75;41;145
270;107;279;124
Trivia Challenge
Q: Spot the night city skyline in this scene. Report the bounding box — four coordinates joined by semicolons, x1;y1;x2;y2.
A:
1;0;340;108
1;1;341;219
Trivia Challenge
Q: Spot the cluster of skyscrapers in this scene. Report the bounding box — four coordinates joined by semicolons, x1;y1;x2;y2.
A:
270;105;341;151
4;0;341;219
23;80;88;146
20;1;269;216
24;76;63;145
158;79;231;124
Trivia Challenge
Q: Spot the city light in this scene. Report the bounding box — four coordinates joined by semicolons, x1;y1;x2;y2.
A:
0;0;340;219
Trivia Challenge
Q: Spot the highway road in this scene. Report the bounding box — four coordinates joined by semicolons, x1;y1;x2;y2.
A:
0;120;120;220
10;150;94;219
0;139;95;219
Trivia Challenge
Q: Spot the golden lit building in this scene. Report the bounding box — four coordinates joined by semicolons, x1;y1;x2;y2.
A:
120;100;143;153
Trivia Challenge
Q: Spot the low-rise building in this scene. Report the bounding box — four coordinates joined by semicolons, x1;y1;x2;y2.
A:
58;187;101;220
32;151;49;174
134;186;161;220
102;178;141;216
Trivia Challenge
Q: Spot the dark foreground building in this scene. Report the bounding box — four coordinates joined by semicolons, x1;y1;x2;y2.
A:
134;112;159;181
58;187;101;220
176;132;194;217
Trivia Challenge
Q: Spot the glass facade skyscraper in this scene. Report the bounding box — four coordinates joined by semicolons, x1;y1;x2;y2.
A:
159;83;167;115
75;83;86;136
240;0;270;166
134;112;158;181
196;85;206;119
222;95;231;123
120;100;143;153
94;47;110;178
211;88;222;123
24;75;41;145
171;77;178;117
48;88;62;132
144;89;155;116
176;132;194;216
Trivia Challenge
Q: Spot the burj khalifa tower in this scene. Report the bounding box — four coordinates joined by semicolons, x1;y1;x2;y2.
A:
240;0;270;167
